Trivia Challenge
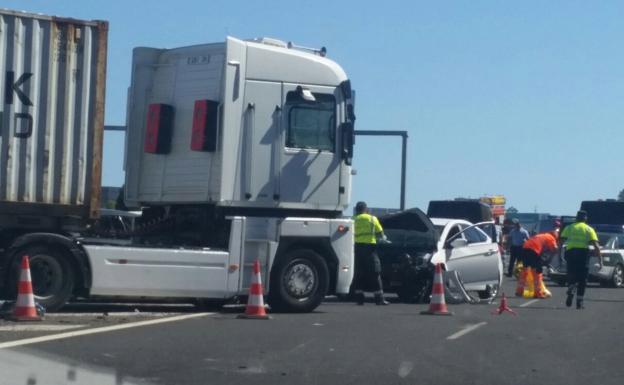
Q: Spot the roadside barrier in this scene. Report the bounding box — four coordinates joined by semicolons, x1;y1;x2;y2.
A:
421;263;453;316
11;255;42;322
237;259;271;320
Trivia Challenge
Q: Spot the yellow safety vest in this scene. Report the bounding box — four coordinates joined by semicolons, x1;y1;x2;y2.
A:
561;222;598;250
354;213;383;244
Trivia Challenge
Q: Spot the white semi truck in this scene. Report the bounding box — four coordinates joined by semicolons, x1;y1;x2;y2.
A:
0;9;355;312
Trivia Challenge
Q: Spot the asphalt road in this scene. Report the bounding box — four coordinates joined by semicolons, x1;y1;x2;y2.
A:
1;278;623;385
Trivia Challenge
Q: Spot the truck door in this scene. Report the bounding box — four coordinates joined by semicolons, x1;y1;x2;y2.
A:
279;84;342;209
241;81;282;202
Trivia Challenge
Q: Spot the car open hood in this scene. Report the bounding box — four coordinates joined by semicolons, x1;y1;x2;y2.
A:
379;208;438;251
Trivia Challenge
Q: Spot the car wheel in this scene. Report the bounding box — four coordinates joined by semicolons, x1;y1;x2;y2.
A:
12;245;75;312
478;270;501;300
443;270;470;304
268;249;329;313
478;283;500;300
609;264;624;288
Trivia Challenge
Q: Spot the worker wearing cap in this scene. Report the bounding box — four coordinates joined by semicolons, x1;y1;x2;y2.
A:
353;201;389;305
516;232;558;298
507;219;530;277
560;210;602;309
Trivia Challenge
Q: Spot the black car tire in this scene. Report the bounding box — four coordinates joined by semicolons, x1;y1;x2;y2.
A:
268;249;329;313
11;245;75;312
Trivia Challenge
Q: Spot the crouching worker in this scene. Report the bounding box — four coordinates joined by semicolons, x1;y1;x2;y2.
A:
515;232;558;298
353;201;390;306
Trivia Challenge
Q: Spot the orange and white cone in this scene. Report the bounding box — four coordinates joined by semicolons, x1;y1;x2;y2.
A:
421;263;453;316
12;255;42;321
237;259;270;320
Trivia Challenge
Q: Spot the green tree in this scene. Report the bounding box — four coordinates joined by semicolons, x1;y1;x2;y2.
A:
619;189;624;201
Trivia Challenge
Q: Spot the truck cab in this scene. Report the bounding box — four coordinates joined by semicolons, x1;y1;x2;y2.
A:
124;37;355;215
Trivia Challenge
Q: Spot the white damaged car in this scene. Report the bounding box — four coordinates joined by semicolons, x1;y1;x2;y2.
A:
377;209;504;303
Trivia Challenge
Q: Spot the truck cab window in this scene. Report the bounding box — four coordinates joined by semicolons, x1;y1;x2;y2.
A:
285;92;336;152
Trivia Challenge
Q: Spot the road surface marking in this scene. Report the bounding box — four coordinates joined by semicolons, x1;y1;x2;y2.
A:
45;312;185;317
398;361;414;378
446;322;487;340
0;312;213;350
0;324;86;332
519;299;540;307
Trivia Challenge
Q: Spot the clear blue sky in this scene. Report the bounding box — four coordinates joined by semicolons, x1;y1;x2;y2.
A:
7;0;624;215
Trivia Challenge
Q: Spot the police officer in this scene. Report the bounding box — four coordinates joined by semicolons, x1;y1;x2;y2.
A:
507;219;530;277
560;210;602;309
353;201;389;306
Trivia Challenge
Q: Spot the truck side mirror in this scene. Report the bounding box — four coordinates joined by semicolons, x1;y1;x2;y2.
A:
347;104;356;122
341;122;354;165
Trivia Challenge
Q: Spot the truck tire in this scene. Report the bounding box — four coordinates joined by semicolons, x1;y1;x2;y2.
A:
269;249;329;313
12;245;75;312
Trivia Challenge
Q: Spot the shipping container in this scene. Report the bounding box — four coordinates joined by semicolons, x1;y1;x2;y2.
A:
0;9;108;228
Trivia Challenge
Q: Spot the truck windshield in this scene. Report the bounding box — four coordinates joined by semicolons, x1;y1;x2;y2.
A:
285;92;336;152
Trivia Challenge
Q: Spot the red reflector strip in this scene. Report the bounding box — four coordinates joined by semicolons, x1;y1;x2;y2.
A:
18;281;33;294
191;99;219;151
145;103;174;154
249;283;264;295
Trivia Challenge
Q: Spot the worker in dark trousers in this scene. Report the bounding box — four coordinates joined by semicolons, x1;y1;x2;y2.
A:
353;201;389;305
507;219;530;277
560;210;602;309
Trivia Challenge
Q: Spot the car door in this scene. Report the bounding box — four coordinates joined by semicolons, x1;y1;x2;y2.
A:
446;224;500;290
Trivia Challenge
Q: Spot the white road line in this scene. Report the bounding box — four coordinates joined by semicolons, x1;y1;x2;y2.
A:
0;324;86;332
0;312;213;350
446;322;487;340
45;312;184;317
519;299;540;307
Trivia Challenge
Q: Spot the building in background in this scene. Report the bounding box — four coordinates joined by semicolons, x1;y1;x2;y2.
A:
479;195;506;224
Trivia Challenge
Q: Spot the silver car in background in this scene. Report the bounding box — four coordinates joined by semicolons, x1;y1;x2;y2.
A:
549;234;624;288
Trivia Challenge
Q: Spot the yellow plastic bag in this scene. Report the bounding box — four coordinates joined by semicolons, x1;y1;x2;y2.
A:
540;278;552;298
513;261;524;279
523;268;535;298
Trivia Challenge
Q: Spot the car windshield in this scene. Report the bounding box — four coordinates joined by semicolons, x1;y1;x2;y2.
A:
597;232;620;247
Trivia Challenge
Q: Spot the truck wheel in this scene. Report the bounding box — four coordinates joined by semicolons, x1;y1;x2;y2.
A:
15;245;75;312
269;249;329;313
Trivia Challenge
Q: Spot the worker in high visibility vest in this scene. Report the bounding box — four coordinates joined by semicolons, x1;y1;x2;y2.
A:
515;232;558;298
353;201;389;305
560;210;602;309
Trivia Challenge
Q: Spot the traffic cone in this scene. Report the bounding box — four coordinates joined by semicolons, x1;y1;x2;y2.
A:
12;255;42;321
492;293;517;315
237;259;270;320
421;263;453;316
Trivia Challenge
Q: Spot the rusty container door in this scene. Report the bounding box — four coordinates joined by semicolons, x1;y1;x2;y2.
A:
0;9;108;226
